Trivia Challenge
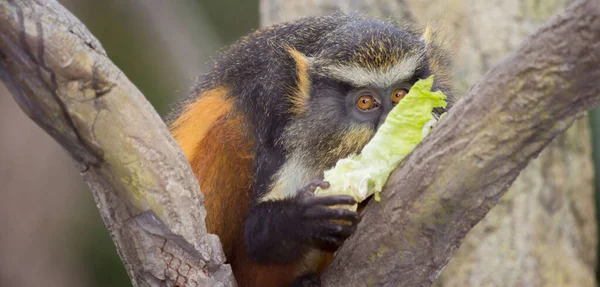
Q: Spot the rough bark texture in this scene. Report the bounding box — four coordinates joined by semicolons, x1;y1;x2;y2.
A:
262;0;600;286
416;1;598;286
0;1;235;286
323;0;600;285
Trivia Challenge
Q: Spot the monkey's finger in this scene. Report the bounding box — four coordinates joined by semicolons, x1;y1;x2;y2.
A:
336;223;356;238
316;235;345;247
316;235;344;247
309;195;356;206
297;179;330;194
304;206;358;222
315;222;356;239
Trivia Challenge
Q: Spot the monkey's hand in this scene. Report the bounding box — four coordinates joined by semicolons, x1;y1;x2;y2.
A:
295;180;358;247
243;180;357;264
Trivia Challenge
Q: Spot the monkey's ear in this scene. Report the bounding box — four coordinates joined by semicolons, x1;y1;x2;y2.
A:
422;23;433;46
287;48;312;115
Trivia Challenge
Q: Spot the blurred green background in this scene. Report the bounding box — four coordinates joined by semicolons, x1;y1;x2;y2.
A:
1;1;599;287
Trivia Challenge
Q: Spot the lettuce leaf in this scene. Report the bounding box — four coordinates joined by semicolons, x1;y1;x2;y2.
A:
314;76;447;210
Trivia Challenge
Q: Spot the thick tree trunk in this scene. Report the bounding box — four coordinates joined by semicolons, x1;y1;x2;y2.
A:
406;2;597;286
262;1;597;286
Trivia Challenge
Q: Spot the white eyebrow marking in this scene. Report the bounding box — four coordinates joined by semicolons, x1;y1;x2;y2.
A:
320;53;424;87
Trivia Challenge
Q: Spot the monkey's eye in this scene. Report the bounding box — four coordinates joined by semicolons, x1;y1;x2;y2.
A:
392;89;408;104
356;94;379;111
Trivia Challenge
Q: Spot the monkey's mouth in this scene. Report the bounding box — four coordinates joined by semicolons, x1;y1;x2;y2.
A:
422;113;441;137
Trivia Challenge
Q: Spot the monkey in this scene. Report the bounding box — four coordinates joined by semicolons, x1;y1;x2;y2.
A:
169;13;454;287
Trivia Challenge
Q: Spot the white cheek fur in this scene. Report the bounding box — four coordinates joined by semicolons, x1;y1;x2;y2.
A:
259;156;320;202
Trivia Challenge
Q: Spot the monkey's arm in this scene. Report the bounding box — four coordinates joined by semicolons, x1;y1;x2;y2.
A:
243;180;358;264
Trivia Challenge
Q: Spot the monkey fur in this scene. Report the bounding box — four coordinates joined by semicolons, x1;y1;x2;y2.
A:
169;13;454;287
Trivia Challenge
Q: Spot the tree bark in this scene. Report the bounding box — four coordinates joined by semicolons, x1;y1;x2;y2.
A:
419;1;597;286
1;0;599;287
0;1;234;286
261;1;600;286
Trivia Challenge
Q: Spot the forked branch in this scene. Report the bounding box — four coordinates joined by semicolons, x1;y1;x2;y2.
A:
0;0;599;287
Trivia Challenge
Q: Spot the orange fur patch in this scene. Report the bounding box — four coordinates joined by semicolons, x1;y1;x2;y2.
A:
171;89;306;287
170;86;253;266
190;114;304;287
170;87;336;286
287;48;311;115
422;23;433;45
170;87;232;161
190;113;253;247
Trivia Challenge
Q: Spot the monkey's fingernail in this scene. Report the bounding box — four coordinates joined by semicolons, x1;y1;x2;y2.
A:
318;181;330;189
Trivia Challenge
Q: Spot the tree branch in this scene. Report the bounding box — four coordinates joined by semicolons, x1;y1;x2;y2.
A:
321;0;600;286
0;0;235;286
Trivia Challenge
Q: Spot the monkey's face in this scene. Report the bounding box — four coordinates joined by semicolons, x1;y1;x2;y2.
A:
284;72;428;172
283;19;451;172
290;77;418;169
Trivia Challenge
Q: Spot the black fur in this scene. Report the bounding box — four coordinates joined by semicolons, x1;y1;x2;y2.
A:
243;180;357;264
289;273;321;287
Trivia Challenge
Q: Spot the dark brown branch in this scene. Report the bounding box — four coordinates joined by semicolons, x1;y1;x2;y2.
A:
321;0;600;286
0;0;235;286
